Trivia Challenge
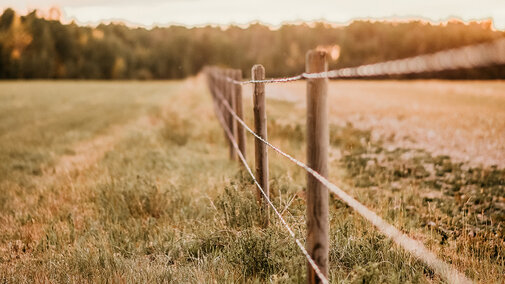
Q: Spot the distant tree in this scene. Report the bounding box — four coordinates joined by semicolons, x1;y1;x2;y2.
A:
0;7;504;79
0;8;14;30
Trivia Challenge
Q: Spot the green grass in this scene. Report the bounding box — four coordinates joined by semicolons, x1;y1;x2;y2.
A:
0;79;503;283
0;81;177;186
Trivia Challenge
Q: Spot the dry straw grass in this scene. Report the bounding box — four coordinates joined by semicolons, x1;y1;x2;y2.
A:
0;78;503;283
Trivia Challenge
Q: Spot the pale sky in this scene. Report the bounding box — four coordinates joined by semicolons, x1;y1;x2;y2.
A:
2;0;505;29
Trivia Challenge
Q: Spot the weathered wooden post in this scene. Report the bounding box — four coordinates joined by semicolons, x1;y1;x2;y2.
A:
209;67;225;128
223;69;236;160
214;68;229;145
252;64;269;226
233;69;246;160
227;69;238;161
216;68;224;119
207;67;215;109
207;67;216;100
216;68;231;158
305;50;329;283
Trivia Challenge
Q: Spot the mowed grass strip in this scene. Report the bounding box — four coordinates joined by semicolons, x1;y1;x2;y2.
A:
0;80;180;277
0;81;178;185
1;78;501;283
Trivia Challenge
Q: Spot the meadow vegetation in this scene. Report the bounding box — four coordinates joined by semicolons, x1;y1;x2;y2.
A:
0;79;503;283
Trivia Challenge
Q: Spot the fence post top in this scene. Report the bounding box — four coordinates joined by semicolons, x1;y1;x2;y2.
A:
306;49;328;59
252;64;265;80
306;50;328;73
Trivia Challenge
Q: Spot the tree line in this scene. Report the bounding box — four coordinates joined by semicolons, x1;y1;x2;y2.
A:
0;8;504;80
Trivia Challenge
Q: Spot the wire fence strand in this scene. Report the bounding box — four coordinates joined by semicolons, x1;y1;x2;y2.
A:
224;74;304;85
214;98;329;284
212;86;473;284
214;38;505;85
205;38;502;283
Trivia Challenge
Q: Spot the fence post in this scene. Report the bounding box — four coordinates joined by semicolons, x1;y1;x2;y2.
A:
216;68;224;118
209;67;225;130
208;67;216;101
224;69;237;160
206;67;215;109
218;68;231;159
233;69;246;161
215;68;229;147
305;50;329;283
252;64;269;227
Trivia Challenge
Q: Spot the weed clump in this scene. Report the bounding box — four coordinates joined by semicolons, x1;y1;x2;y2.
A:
226;228;297;279
216;183;259;228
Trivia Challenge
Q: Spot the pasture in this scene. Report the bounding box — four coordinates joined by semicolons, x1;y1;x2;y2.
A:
0;78;504;283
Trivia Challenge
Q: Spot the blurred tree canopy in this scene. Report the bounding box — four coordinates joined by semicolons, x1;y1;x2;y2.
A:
0;8;504;79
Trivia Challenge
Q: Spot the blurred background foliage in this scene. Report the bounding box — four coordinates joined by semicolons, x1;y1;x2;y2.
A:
0;8;504;80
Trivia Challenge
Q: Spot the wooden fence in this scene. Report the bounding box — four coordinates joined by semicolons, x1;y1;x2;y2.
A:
199;40;501;283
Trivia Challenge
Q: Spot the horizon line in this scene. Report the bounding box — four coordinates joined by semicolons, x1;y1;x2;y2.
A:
1;6;502;32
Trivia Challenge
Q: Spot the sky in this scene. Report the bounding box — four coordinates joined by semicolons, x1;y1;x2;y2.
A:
1;0;505;29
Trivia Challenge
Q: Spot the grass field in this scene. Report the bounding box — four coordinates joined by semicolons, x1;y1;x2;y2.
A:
0;78;504;283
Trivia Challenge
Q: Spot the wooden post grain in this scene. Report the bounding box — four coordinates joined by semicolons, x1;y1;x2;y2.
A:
305;50;329;283
252;64;269;226
233;69;246;160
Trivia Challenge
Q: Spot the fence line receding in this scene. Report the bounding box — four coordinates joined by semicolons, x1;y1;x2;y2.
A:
202;38;505;284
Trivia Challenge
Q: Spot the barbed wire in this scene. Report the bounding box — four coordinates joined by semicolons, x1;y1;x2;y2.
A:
212;87;473;284
215;37;505;84
213;96;329;284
